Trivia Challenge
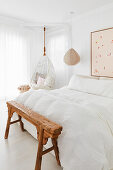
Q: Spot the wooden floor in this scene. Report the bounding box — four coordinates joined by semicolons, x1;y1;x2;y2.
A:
0;100;63;170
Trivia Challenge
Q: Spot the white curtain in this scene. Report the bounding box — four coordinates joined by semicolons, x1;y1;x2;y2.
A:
47;25;71;88
0;24;30;99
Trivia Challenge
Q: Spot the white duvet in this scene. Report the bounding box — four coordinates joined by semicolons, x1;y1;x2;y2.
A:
15;87;113;170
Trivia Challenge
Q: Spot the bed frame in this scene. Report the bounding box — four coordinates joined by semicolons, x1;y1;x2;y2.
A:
4;101;62;170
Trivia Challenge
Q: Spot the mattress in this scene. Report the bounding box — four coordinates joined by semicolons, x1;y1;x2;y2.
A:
17;87;113;139
14;87;113;170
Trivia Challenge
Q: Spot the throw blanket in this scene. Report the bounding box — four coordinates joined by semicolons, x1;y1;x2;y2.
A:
15;88;113;170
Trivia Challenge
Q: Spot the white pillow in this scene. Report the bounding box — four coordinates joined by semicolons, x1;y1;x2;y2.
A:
68;74;113;98
37;76;45;85
44;76;55;88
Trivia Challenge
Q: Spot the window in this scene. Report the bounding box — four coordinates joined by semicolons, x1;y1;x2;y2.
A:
0;25;30;99
47;26;71;88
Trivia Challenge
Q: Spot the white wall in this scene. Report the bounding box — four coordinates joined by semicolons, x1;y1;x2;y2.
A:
2;3;113;88
71;3;113;76
46;25;72;88
30;3;113;87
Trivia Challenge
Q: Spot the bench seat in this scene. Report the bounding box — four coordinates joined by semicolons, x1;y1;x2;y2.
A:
4;100;62;170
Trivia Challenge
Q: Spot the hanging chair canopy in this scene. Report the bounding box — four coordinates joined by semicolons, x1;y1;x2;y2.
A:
30;27;55;90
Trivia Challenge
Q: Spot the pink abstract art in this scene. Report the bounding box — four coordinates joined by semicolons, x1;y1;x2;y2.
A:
91;27;113;77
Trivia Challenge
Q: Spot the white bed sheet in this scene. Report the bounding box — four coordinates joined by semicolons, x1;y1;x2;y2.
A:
15;87;113;170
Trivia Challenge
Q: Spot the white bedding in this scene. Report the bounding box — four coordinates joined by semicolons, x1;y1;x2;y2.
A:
15;87;113;170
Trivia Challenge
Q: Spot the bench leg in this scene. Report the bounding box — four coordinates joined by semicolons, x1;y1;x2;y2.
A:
4;108;13;139
18;115;25;132
35;126;44;170
52;138;61;166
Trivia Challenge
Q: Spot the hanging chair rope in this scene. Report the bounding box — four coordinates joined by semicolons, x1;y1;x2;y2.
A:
44;26;46;56
30;26;55;90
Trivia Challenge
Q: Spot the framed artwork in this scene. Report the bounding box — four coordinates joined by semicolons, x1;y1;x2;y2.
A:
91;27;113;77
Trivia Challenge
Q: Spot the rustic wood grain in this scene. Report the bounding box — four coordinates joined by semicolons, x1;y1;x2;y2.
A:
4;100;62;170
6;101;62;136
4;107;14;139
35;126;44;170
18;115;25;132
52;138;61;166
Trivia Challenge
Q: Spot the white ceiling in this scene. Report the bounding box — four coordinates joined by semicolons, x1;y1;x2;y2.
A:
0;0;112;24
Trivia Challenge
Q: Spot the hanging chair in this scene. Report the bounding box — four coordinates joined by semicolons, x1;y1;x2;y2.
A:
30;55;55;90
30;27;55;90
18;26;55;93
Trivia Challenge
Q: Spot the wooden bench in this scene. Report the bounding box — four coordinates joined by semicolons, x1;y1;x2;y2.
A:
4;101;62;170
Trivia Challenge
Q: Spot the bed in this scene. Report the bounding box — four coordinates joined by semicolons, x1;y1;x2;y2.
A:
12;75;113;170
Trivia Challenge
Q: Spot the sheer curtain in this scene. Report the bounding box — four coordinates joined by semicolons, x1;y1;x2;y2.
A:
0;24;30;99
47;25;71;88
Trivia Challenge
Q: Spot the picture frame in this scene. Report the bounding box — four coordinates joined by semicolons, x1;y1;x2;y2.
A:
91;27;113;78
